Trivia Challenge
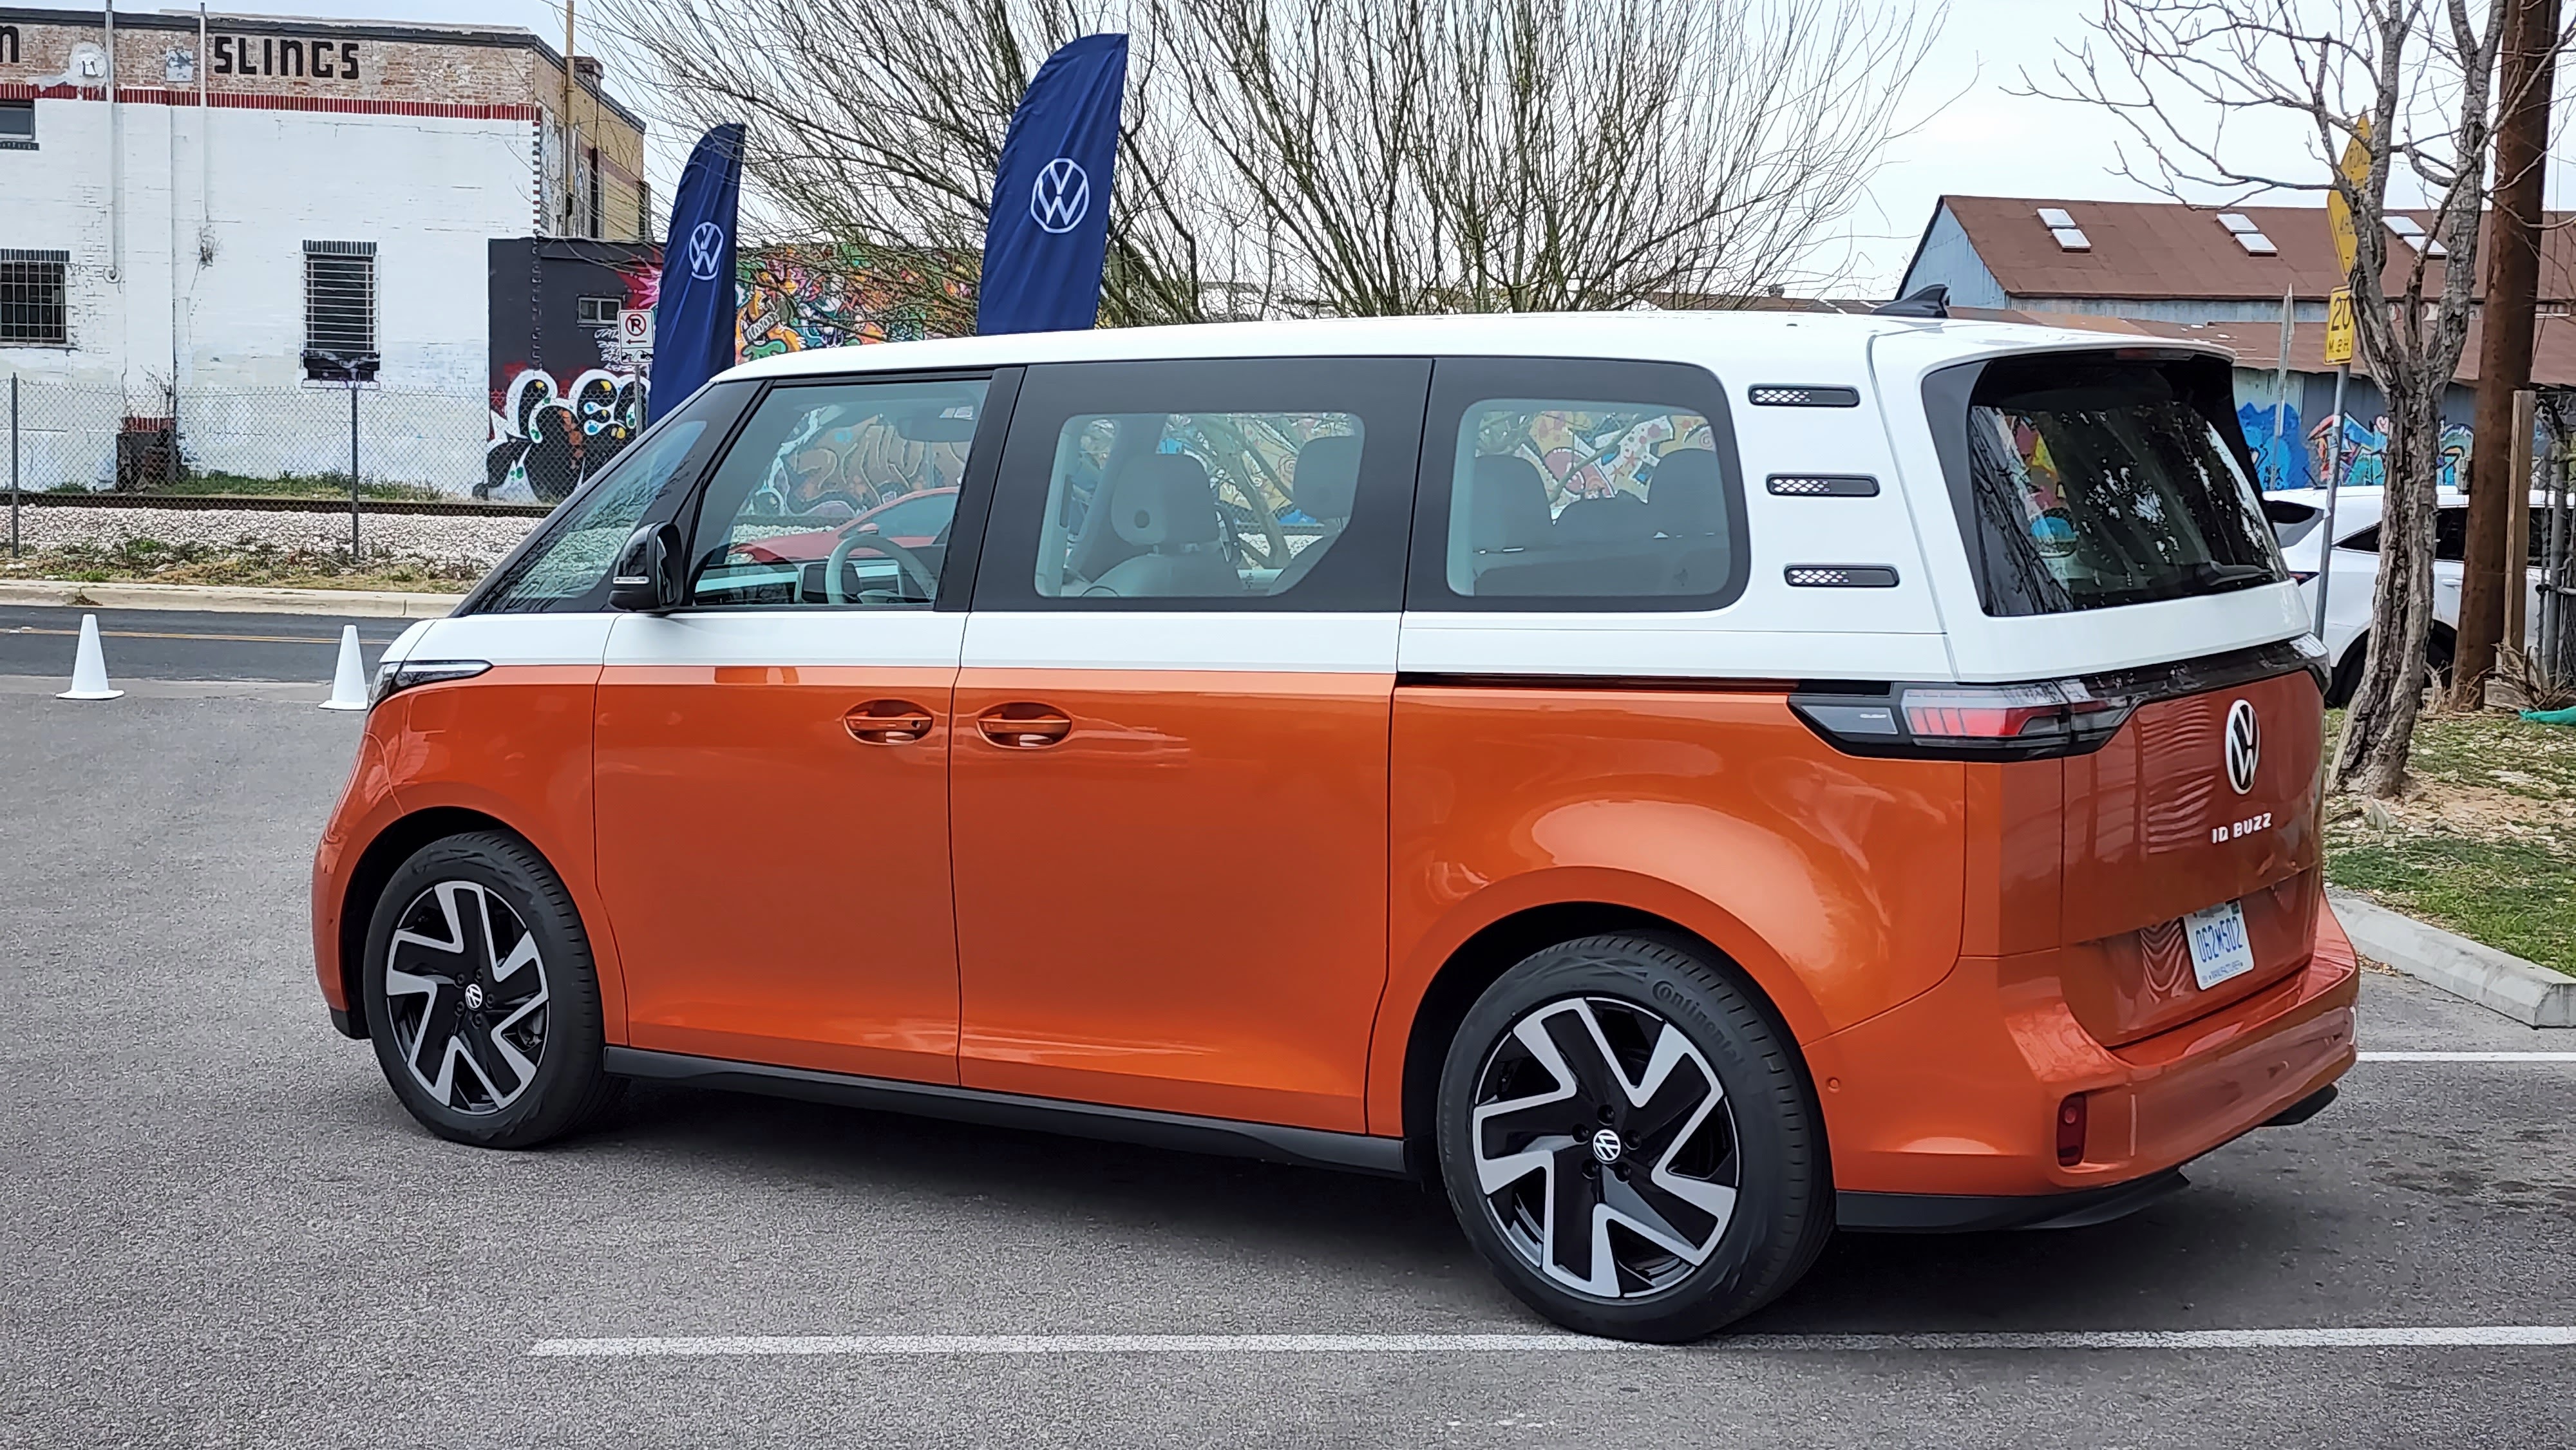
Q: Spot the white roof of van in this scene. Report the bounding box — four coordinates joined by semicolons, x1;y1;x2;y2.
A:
717;310;2235;384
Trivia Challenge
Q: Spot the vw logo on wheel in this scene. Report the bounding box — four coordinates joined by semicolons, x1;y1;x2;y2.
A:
686;221;726;281
1030;156;1091;234
1588;1128;1625;1165
2223;699;2260;796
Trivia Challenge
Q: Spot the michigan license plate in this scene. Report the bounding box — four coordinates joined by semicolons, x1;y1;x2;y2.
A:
2184;900;2256;990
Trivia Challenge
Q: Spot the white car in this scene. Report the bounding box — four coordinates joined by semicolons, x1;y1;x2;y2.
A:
2269;486;2555;704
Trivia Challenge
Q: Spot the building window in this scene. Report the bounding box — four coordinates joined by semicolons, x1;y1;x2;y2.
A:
0;249;70;346
302;240;378;381
0;99;33;149
576;296;620;326
585;145;603;238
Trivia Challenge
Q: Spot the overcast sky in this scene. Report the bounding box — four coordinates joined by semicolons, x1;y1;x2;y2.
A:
191;0;2572;297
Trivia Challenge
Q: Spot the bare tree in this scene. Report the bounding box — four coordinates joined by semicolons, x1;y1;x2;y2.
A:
2035;0;2510;798
1170;0;1942;314
588;0;1224;329
594;0;1942;326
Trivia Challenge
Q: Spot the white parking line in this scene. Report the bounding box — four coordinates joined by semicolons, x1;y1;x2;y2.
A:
529;1327;2576;1358
2358;1051;2576;1062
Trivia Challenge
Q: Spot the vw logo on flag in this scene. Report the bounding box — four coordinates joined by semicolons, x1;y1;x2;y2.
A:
687;221;726;281
2223;699;2260;796
1030;157;1091;234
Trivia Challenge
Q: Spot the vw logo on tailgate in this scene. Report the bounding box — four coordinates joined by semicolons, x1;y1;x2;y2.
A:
2223;699;2260;796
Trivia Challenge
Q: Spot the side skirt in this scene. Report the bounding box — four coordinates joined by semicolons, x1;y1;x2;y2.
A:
603;1046;1414;1179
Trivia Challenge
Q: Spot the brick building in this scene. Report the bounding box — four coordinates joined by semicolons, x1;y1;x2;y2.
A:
0;5;647;435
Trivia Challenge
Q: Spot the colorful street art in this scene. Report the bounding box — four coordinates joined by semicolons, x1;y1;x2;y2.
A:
2302;412;2475;493
484;368;650;502
2237;402;2313;491
736;245;973;361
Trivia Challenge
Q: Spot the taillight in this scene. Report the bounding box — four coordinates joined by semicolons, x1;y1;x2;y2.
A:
2288;570;2319;585
2055;1095;2088;1167
1791;679;2137;760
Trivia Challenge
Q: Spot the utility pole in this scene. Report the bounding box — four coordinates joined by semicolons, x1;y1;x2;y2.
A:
2454;0;2561;706
560;0;578;236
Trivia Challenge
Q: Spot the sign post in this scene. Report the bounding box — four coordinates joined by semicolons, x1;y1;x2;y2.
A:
2315;122;2370;641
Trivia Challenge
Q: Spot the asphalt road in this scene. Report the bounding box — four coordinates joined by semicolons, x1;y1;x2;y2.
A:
0;605;412;686
1;645;2571;1447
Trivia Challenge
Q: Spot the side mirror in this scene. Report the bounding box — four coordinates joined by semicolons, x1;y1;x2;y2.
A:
609;522;687;612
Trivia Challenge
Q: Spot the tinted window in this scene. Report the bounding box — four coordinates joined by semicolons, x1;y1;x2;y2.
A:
1935;354;2286;616
2434;505;2469;563
690;377;988;609
473;382;742;613
977;357;1429;612
2337;523;2382;553
1410;358;1747;610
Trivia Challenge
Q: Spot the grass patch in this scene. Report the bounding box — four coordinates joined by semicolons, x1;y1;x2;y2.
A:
0;536;477;594
2327;709;2576;975
146;471;451;504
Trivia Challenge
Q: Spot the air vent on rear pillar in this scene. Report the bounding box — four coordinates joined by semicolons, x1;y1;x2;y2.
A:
1748;384;1860;408
1767;474;1880;497
1785;564;1900;588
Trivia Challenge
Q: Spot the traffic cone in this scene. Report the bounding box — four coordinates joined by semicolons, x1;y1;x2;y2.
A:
57;614;124;701
320;625;370;711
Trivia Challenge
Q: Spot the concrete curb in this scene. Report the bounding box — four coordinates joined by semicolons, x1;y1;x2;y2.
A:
0;673;330;703
0;579;459;618
2329;889;2575;1028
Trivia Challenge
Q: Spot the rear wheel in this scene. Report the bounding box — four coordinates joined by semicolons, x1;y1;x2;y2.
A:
1434;934;1831;1341
361;831;621;1148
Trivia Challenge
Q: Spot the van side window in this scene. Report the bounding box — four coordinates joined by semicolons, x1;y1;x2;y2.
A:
1410;358;1747;610
974;357;1430;612
688;376;989;610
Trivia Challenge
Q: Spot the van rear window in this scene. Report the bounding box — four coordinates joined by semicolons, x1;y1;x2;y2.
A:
1936;355;2286;616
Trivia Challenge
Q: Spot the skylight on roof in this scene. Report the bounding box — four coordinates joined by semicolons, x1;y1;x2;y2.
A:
2215;211;2278;255
2036;207;2077;229
2049;227;2092;252
2385;215;2449;258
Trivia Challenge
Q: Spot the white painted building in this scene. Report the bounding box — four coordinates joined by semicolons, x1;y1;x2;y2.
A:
0;6;647;488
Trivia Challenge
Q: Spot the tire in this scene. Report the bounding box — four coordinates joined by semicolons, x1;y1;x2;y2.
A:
1435;934;1832;1342
2327;626;2455;707
360;831;622;1149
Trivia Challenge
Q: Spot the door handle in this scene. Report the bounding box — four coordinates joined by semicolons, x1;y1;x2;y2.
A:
844;700;934;745
976;703;1073;749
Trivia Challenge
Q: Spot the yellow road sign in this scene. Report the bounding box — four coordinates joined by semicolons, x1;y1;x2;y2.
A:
2324;288;2356;364
2326;118;2372;278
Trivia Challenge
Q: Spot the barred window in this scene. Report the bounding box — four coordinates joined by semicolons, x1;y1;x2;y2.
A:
302;240;377;381
0;249;69;345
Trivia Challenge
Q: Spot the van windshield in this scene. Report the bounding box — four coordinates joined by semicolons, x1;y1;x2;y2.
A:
1945;355;2286;616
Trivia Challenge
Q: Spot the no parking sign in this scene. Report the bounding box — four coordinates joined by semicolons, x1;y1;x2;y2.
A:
616;308;654;351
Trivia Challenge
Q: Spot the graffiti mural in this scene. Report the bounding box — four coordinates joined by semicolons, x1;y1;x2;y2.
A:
2237;402;2313;491
484;367;649;502
736;245;972;360
2304;413;2474;493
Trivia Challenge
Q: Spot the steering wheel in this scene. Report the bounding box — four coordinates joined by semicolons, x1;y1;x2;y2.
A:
826;529;940;604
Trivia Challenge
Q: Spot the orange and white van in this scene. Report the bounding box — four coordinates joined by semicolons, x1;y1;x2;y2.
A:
312;312;2356;1341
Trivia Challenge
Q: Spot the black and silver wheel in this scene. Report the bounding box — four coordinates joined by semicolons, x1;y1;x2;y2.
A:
1436;934;1831;1341
361;831;620;1148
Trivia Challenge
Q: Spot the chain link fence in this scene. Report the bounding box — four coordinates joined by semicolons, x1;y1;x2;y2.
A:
4;372;559;574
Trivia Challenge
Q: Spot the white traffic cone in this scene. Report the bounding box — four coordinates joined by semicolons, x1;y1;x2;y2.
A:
57;614;124;701
320;625;370;711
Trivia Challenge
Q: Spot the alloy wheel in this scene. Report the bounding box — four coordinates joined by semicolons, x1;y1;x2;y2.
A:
382;880;551;1115
1469;996;1740;1298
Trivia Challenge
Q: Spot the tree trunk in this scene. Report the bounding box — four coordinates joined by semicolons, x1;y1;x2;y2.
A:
2334;374;2446;796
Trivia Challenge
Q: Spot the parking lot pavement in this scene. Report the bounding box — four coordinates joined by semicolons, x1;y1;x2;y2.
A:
2;692;2570;1449
0;605;409;684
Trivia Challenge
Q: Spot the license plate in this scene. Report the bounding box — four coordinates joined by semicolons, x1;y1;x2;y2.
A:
2183;900;2256;990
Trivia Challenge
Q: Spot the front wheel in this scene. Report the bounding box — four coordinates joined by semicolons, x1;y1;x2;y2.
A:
1435;934;1832;1341
361;831;621;1148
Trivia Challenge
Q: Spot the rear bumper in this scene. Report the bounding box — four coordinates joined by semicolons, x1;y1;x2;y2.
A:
1810;896;2360;1201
